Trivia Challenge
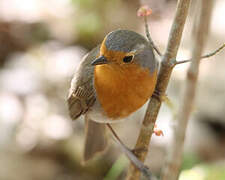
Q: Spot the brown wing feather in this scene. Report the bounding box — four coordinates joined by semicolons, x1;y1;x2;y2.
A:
67;46;100;120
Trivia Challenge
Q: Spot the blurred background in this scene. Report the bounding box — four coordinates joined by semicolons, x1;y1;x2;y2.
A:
0;0;225;180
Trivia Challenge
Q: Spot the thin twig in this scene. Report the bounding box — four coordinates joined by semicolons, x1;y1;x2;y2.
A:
126;1;191;179
161;1;214;180
175;43;225;65
144;16;162;56
106;124;125;147
106;124;157;180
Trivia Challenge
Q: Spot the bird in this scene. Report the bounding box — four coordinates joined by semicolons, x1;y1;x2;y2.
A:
67;29;158;162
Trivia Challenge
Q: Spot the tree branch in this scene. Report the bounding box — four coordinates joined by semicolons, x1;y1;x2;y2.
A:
161;1;214;180
126;0;191;179
144;16;162;56
137;6;162;56
175;43;225;65
106;124;157;180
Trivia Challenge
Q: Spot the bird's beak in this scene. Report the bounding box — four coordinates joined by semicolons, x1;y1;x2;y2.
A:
91;56;108;66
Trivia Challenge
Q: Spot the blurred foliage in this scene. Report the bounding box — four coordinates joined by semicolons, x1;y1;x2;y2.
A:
181;153;201;170
71;0;140;49
104;155;129;180
75;13;103;46
179;163;225;180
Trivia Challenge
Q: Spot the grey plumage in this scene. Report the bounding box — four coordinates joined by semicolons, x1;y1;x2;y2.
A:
83;116;107;162
67;46;99;120
67;45;108;162
105;30;157;74
134;46;158;74
105;30;148;52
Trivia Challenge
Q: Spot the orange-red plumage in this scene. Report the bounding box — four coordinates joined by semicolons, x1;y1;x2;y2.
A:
94;44;157;118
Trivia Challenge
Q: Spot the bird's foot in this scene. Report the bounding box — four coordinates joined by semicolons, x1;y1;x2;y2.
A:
131;147;148;155
152;90;166;102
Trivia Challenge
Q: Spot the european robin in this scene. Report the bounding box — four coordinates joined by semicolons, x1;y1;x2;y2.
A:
67;29;158;162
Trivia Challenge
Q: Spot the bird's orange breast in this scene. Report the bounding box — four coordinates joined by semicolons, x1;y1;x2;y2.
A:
94;63;157;119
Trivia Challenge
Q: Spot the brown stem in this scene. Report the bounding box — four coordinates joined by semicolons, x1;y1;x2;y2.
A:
126;0;191;179
161;1;214;180
175;43;225;65
144;16;162;56
106;124;157;180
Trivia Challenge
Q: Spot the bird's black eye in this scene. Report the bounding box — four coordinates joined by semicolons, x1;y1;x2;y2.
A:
123;55;133;63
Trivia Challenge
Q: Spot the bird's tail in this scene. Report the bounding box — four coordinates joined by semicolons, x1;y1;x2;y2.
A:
83;115;108;162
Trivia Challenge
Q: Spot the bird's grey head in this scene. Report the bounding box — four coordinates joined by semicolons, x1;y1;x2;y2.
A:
92;29;157;73
104;30;148;53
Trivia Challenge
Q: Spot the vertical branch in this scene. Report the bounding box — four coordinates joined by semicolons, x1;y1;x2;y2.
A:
126;0;191;179
161;1;214;180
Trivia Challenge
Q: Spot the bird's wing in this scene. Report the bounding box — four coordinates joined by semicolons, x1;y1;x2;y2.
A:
67;46;99;120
